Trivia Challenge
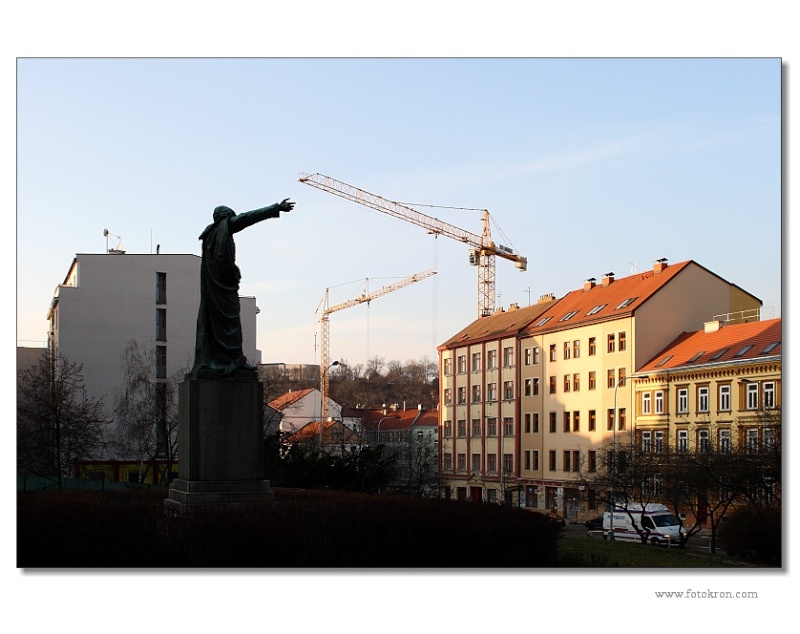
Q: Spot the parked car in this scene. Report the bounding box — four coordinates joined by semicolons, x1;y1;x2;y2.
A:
584;515;604;531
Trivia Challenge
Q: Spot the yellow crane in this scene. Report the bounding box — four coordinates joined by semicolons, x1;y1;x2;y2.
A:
316;268;437;421
299;172;527;318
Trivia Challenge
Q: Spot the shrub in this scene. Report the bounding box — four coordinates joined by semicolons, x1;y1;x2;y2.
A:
717;505;781;566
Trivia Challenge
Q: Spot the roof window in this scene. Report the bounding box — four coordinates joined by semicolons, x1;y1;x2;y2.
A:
655;355;673;367
709;348;729;361
559;310;579;322
760;342;779;354
687;351;705;363
535;316;552;327
616;297;638;309
733;345;754;358
586;304;607;316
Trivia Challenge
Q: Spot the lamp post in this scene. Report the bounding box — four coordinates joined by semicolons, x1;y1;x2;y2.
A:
609;374;645;542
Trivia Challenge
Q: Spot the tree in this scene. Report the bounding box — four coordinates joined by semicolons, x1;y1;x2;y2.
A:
17;351;110;488
113;340;187;486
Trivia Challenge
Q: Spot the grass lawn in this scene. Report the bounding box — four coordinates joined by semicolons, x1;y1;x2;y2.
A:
557;533;754;568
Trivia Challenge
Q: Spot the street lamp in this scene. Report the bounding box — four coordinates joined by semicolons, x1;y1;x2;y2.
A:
609;373;647;542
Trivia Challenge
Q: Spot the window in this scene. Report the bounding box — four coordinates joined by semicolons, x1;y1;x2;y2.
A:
734;345;754;358
532;377;539;396
503;347;514;367
746;428;759;454
535;316;552;327
618;367;626;384
524;378;532;396
588;410;596;432
457;355;466;374
156;272;167;304
677;430;688;454
524;451;531;471
719;384;731;411
746;383;759;409
607;369;615;389
487;454;497;472
573;340;580;358
549;344;557;362
549;376;557;394
764;382;775;408
588;451;597;472
457;420;466;437
549;451;557;471
156;345;167;379
487;349;497;369
588;371;596;390
487;418;497;436
524;413;532;434
698;429;710;453
677;388;689;414
563;412;571;433
608;333;616;353
641;431;652;453
618;408;626;431
587;304;607;316
572;451;580;472
563;451;571;472
444;388;452;406
156;308;167;341
588;337;596;355
573;373;580;392
656;355;673;367
549;412;557;433
710;348;729;361
502;418;514;437
532;413;539;433
573;411;580;432
457;454;467;471
487;383;497;401
471;352;482;372
443;420;452;437
443;454;452;471
764;427;776;451
698;386;709;413
560;310;579;322
533;451;540;471
760;342;779;355
687;351;705;363
619;332;627;351
503;453;514;474
443;358;452;375
655;391;664;414
457;387;466;404
563;341;571;360
719;428;731;453
563;374;571;392
503;381;514;400
607;409;614;431
472;419;481;436
472;453;481;473
616;297;637;309
642;392;652;414
471;385;481;403
654;431;664;454
525;347;540;365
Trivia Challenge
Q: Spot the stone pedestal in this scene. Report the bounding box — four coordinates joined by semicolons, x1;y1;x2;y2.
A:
165;376;274;509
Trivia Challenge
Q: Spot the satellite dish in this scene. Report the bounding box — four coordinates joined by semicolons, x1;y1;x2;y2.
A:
103;229;109;237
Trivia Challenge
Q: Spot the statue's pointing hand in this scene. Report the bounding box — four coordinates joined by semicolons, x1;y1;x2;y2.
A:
280;198;295;212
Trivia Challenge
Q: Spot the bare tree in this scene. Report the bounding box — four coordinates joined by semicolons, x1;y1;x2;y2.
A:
17;351;110;488
113;340;186;486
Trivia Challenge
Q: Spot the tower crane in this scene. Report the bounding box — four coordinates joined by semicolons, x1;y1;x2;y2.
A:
316;268;437;421
299;172;527;318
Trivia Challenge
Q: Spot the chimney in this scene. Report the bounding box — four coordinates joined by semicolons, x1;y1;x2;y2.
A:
538;293;555;304
602;272;615;287
653;258;669;273
584;278;596;291
509;303;519;311
704;320;722;333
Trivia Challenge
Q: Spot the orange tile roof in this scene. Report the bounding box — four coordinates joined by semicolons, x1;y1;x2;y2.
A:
439;299;560;349
360;407;438;430
639;318;781;373
268;388;316;410
285;420;362;444
521;261;695;335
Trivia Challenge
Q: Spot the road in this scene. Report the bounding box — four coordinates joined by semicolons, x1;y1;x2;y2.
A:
563;523;718;553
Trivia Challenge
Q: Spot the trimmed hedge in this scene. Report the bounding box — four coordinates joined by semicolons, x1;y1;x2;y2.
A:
18;488;561;568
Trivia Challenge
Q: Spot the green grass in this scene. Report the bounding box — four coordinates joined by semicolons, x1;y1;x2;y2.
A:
557;534;752;568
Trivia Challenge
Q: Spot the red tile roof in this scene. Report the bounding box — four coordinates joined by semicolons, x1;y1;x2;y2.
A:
285;420;362;444
268;388;316;410
639;318;781;373
439;299;559;349
360;407;438;431
522;261;695;336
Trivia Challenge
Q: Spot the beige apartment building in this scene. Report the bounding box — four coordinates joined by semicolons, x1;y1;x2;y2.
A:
438;259;762;522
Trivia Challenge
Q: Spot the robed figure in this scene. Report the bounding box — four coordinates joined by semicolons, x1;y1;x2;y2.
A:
191;199;294;377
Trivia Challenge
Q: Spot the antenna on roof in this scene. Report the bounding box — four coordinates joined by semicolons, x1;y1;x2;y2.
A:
103;228;124;254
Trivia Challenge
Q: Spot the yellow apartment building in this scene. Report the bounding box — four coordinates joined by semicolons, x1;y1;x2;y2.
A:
438;258;762;522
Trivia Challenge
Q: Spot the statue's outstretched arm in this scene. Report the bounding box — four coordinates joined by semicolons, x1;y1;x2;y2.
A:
230;199;294;233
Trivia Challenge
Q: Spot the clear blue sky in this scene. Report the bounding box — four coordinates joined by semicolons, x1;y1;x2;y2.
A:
16;58;781;368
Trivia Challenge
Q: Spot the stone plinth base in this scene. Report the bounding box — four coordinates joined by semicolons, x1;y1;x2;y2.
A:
165;376;273;509
165;478;274;508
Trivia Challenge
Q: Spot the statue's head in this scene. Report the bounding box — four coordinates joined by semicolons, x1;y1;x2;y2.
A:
213;206;236;222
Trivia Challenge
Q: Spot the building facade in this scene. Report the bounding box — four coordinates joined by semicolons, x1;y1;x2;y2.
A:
47;252;260;433
438;259;763;521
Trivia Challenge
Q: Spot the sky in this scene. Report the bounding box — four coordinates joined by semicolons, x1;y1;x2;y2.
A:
7;0;796;626
16;57;782;370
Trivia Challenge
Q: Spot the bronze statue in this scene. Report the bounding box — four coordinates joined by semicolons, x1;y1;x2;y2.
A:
191;199;295;378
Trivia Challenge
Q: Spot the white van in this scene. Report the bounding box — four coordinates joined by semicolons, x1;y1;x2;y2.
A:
603;503;685;545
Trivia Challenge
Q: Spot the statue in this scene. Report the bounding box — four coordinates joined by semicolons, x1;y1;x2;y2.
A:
191;199;295;378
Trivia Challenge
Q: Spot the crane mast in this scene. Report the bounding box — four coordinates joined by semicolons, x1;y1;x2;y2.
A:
317;269;437;421
299;172;527;317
